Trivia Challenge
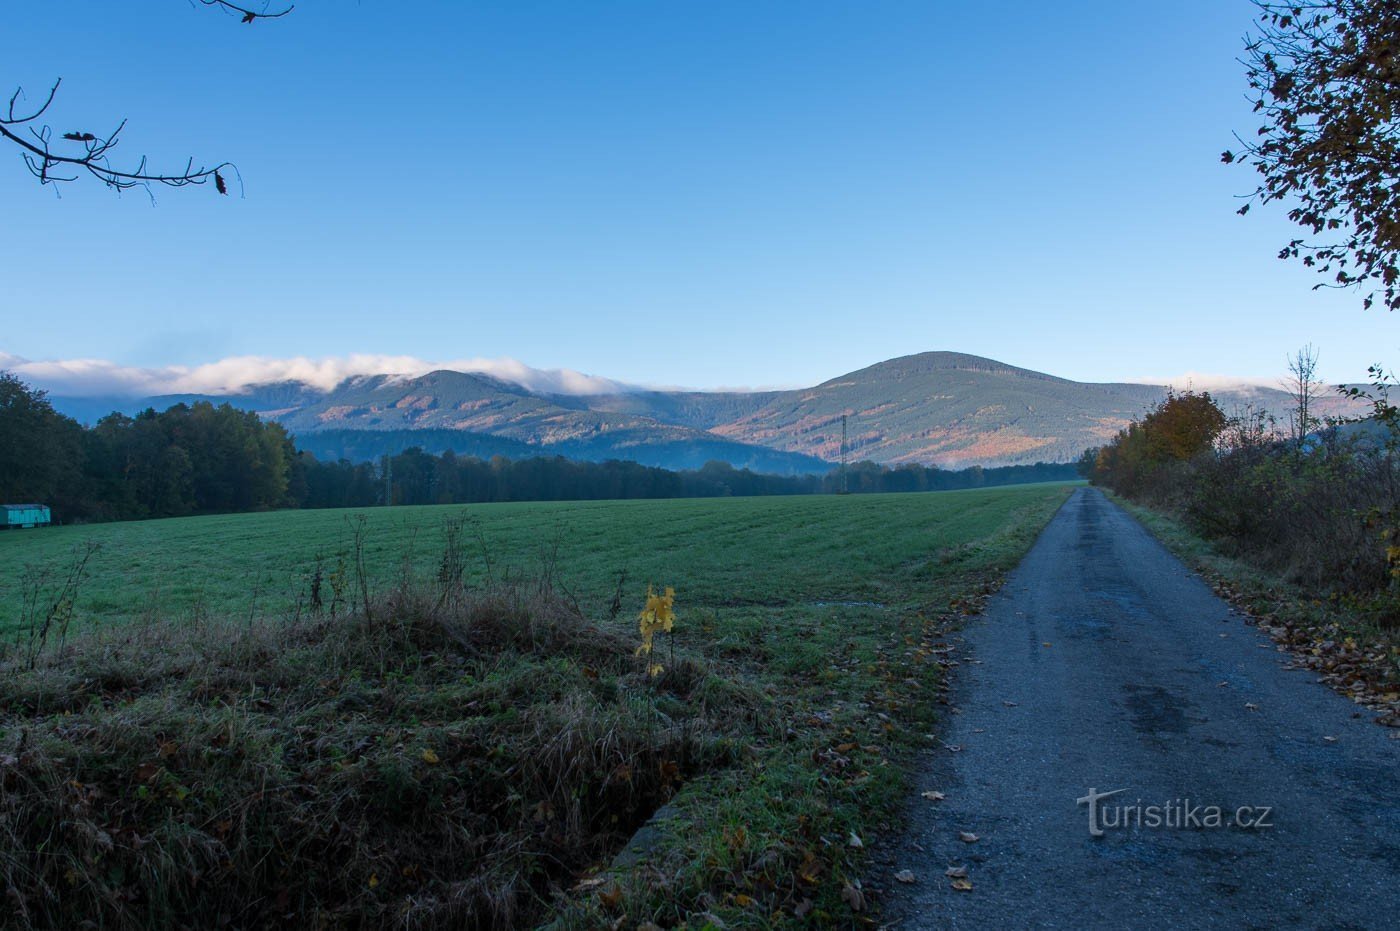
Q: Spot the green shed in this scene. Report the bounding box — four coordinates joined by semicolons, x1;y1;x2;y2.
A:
2;504;51;529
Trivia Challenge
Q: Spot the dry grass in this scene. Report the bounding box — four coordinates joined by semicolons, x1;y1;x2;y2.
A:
0;578;752;929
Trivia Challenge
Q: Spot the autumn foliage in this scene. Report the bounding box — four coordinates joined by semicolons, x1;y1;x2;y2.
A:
1084;384;1400;627
1226;1;1400;312
1085;391;1228;497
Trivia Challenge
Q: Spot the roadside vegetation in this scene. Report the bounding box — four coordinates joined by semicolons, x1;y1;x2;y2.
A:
1080;373;1400;720
0;485;1071;928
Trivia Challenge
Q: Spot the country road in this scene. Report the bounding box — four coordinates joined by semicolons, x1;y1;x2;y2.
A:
888;487;1400;930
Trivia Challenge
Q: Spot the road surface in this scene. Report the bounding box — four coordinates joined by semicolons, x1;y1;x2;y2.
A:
888;487;1400;929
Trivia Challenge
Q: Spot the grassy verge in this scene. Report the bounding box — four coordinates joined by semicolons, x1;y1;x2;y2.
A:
0;486;1072;928
1110;492;1400;727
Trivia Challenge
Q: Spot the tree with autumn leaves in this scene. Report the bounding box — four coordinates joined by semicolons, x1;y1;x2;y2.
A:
1089;391;1229;497
1226;1;1400;313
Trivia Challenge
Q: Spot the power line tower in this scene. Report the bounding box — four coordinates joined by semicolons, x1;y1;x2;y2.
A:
839;414;849;495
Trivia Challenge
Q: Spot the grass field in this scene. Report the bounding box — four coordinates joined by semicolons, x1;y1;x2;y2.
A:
2;487;1073;637
0;486;1072;929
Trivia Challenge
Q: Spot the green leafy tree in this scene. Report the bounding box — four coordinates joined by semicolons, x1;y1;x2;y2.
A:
0;372;86;516
1225;1;1400;311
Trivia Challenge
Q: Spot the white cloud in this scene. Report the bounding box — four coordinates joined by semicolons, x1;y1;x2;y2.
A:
0;351;633;397
1124;372;1284;393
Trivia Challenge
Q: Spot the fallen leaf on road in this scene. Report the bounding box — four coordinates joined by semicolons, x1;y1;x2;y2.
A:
1042;642;1052;648
847;832;863;849
945;866;968;878
959;832;980;843
951;877;974;891
1245;703;1259;712
1323;735;1338;743
894;870;917;884
921;790;946;801
1002;700;1018;707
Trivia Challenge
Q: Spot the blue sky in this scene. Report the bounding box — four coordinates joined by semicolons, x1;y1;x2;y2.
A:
2;0;1396;391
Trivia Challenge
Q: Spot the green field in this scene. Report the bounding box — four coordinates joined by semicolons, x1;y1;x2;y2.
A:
0;486;1072;929
2;486;1073;637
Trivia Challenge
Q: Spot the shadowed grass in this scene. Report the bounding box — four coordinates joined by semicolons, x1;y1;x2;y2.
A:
0;578;757;929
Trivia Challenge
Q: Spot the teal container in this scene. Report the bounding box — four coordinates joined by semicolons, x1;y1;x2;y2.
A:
2;504;51;529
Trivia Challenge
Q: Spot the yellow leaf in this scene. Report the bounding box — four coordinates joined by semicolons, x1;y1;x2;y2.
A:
421;748;440;764
951;877;974;891
368;873;379;889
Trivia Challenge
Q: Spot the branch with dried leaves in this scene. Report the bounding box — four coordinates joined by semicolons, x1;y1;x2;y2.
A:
1;0;292;195
1224;1;1400;311
195;0;294;24
0;81;234;196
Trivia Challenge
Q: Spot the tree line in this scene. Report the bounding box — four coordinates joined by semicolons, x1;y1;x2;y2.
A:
1;372;1076;524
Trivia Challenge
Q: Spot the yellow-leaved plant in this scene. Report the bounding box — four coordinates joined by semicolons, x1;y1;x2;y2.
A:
636;585;676;677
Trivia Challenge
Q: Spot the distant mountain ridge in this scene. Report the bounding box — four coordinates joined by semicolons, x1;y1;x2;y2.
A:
46;351;1369;472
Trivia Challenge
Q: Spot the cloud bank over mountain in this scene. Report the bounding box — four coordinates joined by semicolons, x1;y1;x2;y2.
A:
0;352;631;398
1122;372;1291;394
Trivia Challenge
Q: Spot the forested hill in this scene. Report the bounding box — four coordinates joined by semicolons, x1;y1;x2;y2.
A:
0;372;1076;524
47;352;1369;471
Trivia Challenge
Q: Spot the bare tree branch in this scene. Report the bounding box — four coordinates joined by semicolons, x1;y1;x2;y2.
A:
3;0;293;196
194;0;294;24
0;79;234;197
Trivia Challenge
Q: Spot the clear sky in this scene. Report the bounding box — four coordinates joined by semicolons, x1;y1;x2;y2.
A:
3;0;1397;391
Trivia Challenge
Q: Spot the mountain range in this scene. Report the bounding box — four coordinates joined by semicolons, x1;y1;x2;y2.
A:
47;352;1368;474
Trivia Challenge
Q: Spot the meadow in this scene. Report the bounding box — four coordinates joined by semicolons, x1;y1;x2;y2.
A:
3;488;1070;637
0;485;1072;929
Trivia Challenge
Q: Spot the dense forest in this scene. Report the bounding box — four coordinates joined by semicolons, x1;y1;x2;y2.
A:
1;372;1076;523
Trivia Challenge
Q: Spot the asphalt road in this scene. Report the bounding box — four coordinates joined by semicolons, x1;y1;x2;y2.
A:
888;487;1400;930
